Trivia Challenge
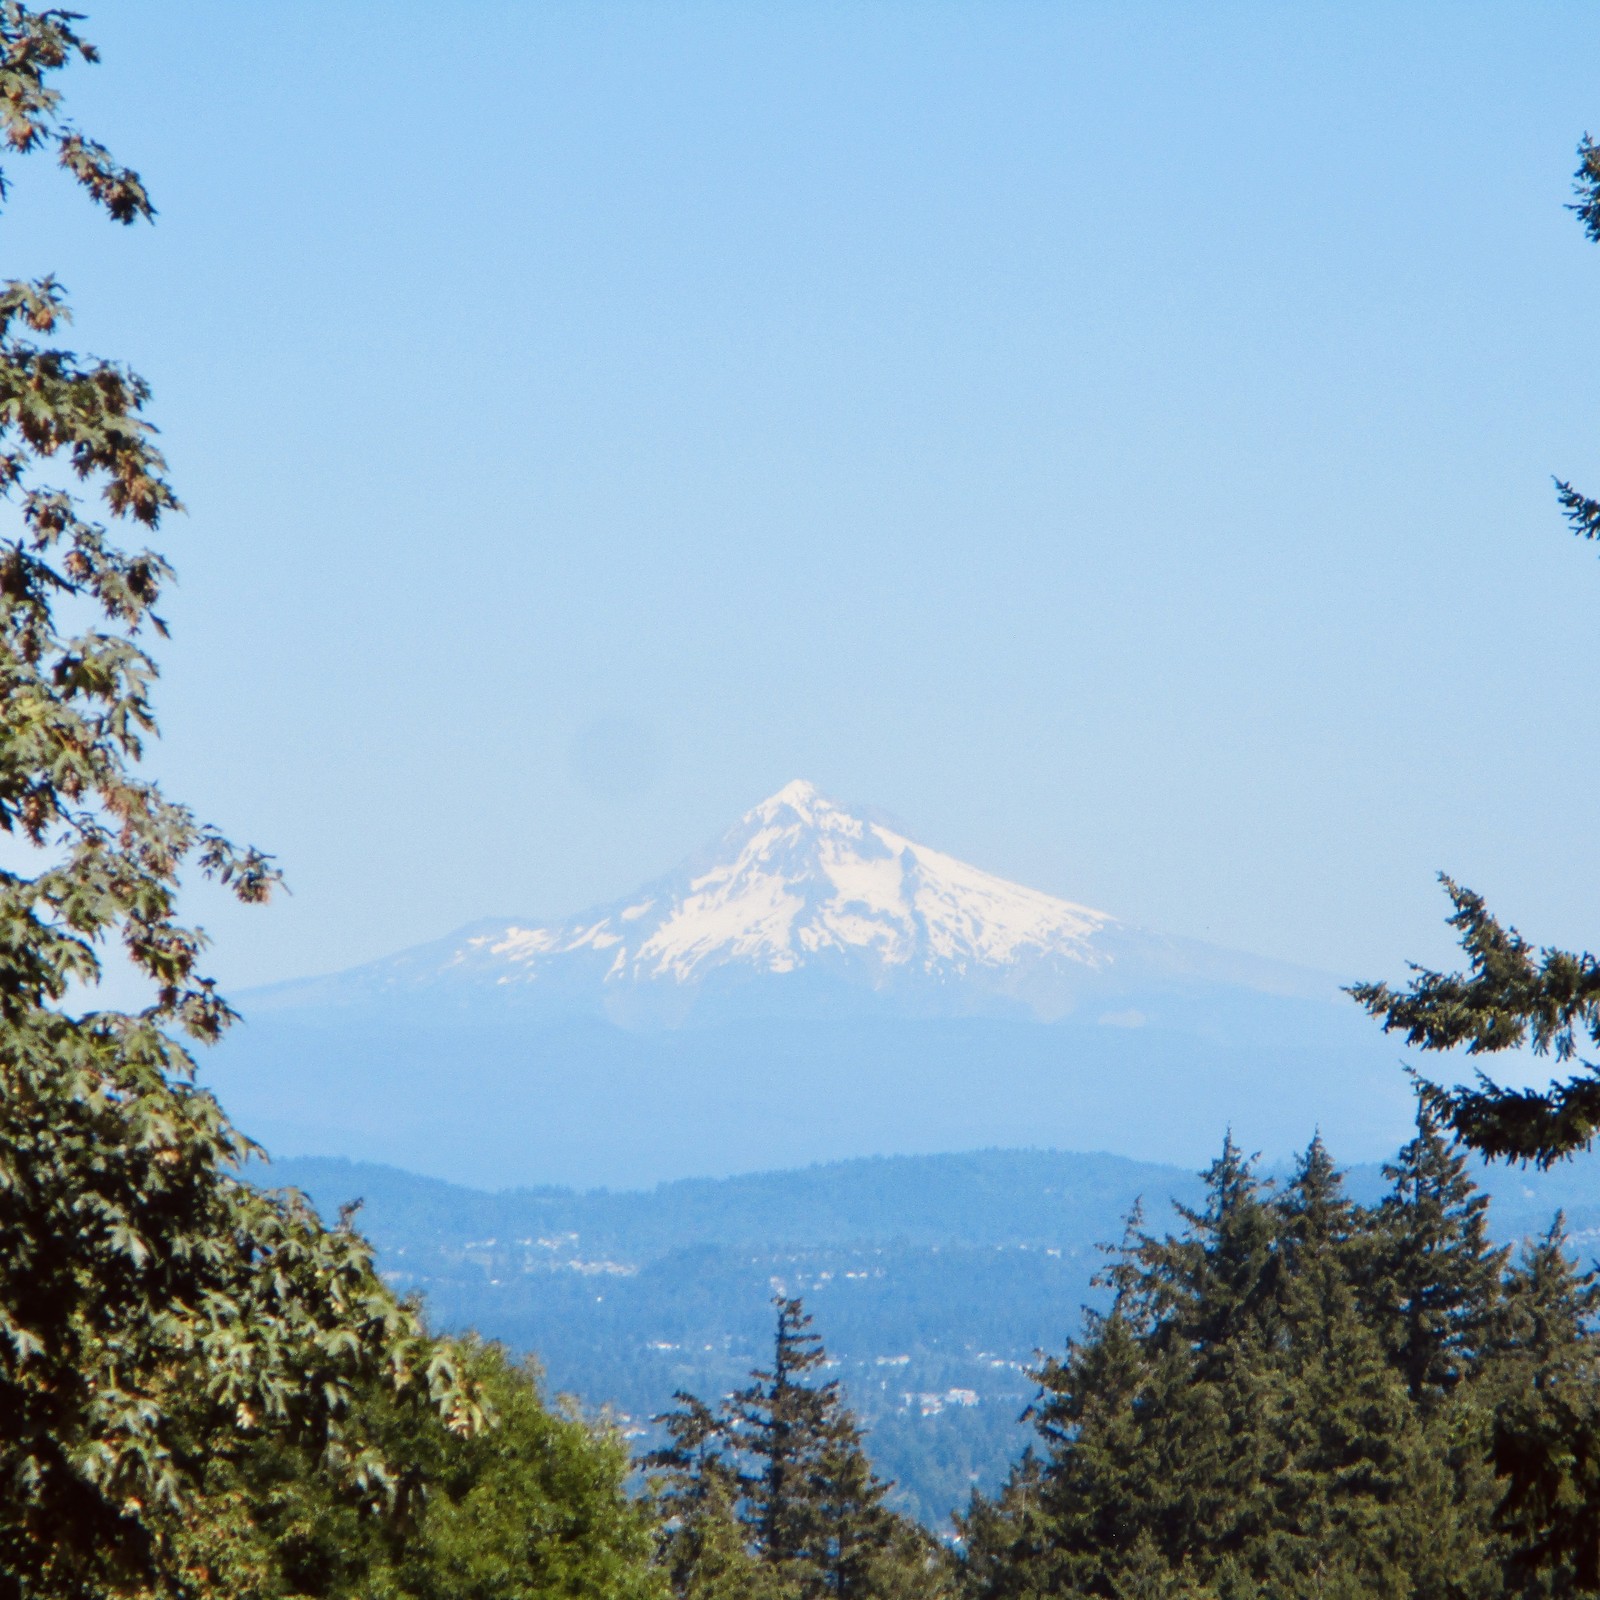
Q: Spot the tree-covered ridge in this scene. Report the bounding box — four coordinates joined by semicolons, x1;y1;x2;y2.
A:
629;1119;1600;1599
959;1113;1600;1600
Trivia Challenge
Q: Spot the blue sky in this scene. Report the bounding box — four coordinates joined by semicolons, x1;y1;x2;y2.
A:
21;2;1600;993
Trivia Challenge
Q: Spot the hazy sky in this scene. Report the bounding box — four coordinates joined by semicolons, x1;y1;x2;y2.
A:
22;2;1600;994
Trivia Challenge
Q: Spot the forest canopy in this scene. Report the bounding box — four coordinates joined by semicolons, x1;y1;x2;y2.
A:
958;1116;1600;1600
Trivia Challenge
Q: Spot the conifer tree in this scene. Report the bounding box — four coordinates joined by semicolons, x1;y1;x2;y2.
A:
652;1299;930;1600
1275;1133;1351;1254
732;1299;842;1580
1138;1135;1280;1355
1260;1139;1497;1600
1017;1285;1190;1595
730;1298;909;1600
1353;877;1600;1166
806;1417;901;1600
1131;1138;1281;1561
979;1146;1286;1596
1347;146;1600;1168
1370;1107;1507;1404
1485;1217;1600;1592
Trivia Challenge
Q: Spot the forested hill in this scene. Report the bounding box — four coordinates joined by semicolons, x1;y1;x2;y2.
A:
260;1144;1600;1528
266;1146;1207;1253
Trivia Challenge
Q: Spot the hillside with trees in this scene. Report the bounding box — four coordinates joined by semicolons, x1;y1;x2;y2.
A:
261;1143;1600;1530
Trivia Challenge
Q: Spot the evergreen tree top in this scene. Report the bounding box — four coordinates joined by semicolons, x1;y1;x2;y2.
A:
1278;1133;1355;1245
1140;1134;1280;1353
651;1298;925;1600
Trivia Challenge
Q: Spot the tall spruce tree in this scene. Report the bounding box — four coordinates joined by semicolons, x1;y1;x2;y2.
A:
1259;1138;1497;1600
1138;1135;1281;1355
1132;1138;1282;1562
731;1299;843;1581
1370;1107;1507;1404
1005;1248;1197;1595
0;10;484;1594
730;1298;913;1600
972;1145;1286;1597
805;1420;900;1600
652;1299;933;1600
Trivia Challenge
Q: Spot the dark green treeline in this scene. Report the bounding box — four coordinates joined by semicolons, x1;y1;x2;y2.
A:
959;1111;1600;1600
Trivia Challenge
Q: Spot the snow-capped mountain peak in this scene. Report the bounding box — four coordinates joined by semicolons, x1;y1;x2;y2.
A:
245;781;1347;1033
220;783;1403;1191
456;781;1114;998
750;776;829;824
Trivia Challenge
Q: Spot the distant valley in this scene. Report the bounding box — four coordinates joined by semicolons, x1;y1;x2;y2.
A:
262;1143;1600;1529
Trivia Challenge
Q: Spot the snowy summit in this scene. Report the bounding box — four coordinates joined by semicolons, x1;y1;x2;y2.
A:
472;780;1114;989
272;781;1327;1025
279;780;1144;1023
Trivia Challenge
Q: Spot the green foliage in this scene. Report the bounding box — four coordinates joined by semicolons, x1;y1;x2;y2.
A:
1351;878;1600;1166
649;1299;947;1600
1371;1108;1508;1402
1350;138;1600;1165
959;1118;1600;1600
1485;1220;1600;1593
0;9;488;1594
174;1340;663;1600
389;1343;663;1600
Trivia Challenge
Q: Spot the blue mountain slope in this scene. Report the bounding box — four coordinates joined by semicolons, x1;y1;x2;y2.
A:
209;1008;1409;1189
206;782;1418;1188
